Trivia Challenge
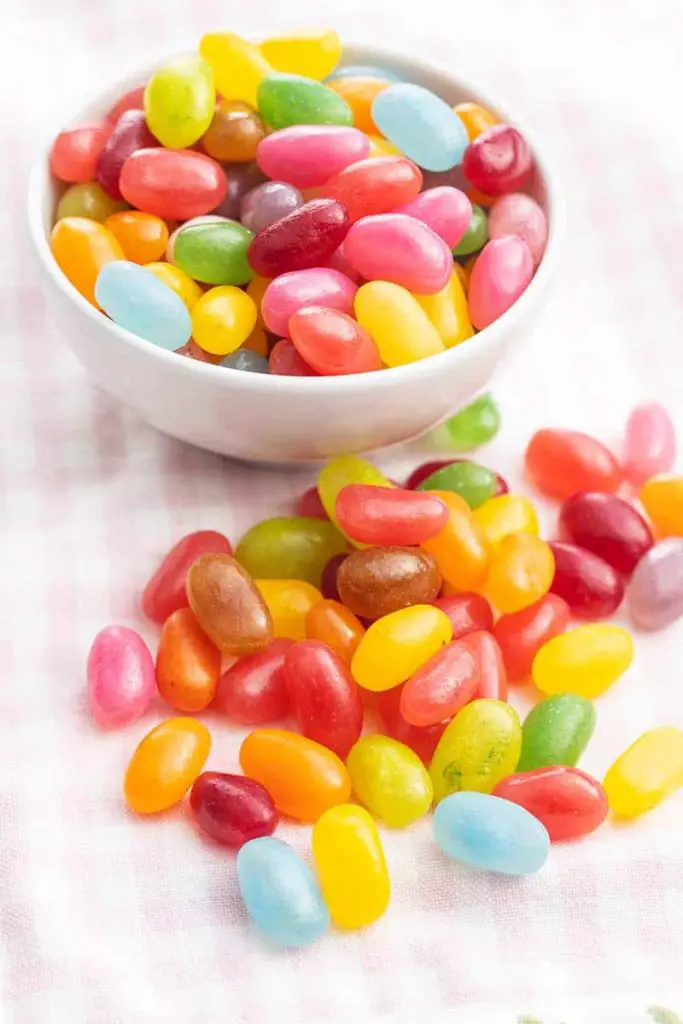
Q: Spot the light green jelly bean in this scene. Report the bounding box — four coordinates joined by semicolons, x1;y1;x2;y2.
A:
416;460;496;509
144;55;215;149
56;183;128;223
174;221;254;286
517;694;596;772
235;517;348;587
257;73;354;130
453;204;488;256
445;393;501;451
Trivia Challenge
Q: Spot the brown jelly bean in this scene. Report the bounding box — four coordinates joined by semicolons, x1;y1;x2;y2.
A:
336;546;441;620
186;553;273;654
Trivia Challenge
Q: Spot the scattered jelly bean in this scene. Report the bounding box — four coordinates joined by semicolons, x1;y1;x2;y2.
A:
144;55;215;149
214;160;266;219
321;553;347;600
190;772;277;847
488;193;548;268
50;121;112;183
187;553;273;654
421;491;490;592
414;270;474;347
200;32;272;107
355;281;444;366
628;538;683;630
494;766;607;841
433;593;494;638
347;735;433;827
104;211;168;264
560;492;653;575
372;83;469;172
442;393;501;451
493;594;570;681
124;717;211;814
235;516;347;588
191;286;257;356
120;148;227;220
202;100;265;162
240;728;351;822
156;607;221;713
486;534;555;614
284;640;363;757
468;236;534;330
517;693;596;772
172;219;254;286
400;636;481;726
640;476;683;537
452;204;488;256
337;547;442;620
222;349;269;373
255;579;323;640
289;307;382;375
240;181;303;233
429;698;521;802
352;604;453;692
306;598;365;664
463;630;508;701
322;156;422;222
318;455;393;534
107;85;145;123
473;494;538;549
434;791;549;874
532;623;634;698
95;260;191;349
463;125;533;196
344;213;452;293
335;485;448;546
549;541;624;619
604;727;683;818
416;460;497;508
142;530;232;624
213;638;292;724
269;338;317;376
396;186;472;249
623;403;676;486
257;125;370;188
144;262;204;310
55;182;127;223
261;268;357;338
326;64;404;83
525;429;622;500
260;30;341;81
258;73;353;130
376;686;447;763
50;217;124;306
453;102;499;142
312;805;390;929
248;198;350;277
87;625;155;728
237;837;329;948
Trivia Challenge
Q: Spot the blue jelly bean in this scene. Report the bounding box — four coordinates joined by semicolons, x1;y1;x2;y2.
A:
237;837;330;947
325;64;405;83
95;261;191;350
372;83;469;172
222;349;269;373
433;792;550;875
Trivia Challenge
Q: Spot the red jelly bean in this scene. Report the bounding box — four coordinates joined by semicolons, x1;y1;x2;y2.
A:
376;685;447;763
283;640;363;758
96;110;158;200
213;638;293;724
269;338;318;376
321;553;347;600
400;638;481;727
142;530;233;625
462;630;507;701
289;307;382;375
493;594;570;681
322;156;422;222
432;593;494;638
493;766;608;841
462;125;533;197
335;485;449;546
549;541;624;618
107;85;145;123
405;459;508;495
247;199;350;277
119;148;228;220
559;492;654;576
296;486;329;520
50;121;112;183
525;429;622;500
190;771;277;847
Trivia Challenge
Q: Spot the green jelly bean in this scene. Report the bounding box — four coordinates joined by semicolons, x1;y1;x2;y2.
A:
445;393;500;451
56;182;128;223
174;221;254;286
235;517;348;587
417;460;496;509
517;694;596;772
257;73;354;130
144;55;216;149
453;204;488;256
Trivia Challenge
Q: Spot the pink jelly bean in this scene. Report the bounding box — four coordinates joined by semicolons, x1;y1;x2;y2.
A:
261;267;358;337
344;214;451;294
622;403;676;486
326;242;362;284
87;626;155;727
96;110;158;201
468;236;534;329
488;194;548;268
257;125;371;189
396;186;472;249
107;85;146;124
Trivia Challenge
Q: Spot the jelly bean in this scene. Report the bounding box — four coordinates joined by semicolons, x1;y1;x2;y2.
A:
525;429;622;500
641;476;683;537
143;262;203;310
240;729;351;821
50;121;111;183
367;135;402;157
142;530;232;624
376;686;447;763
326;64;404;83
487;534;555;614
433;593;494;638
191;286;257;356
214;161;266;220
243;322;269;356
416;460;497;508
318;455;393;534
347;735;432;827
532;623;634;698
549;541;624;618
453;102;499;142
289;308;382;375
338;547;442;620
236;516;347;589
237;837;329;947
187;553;273;654
444;393;501;451
177;340;222;364
559;492;653;575
421;491;490;592
240;181;303;234
344;214;451;294
335;485;448;546
404;459;470;491
468;236;534;330
400;637;480;726
517;693;595;773
472;494;537;550
202;100;265;162
452;203;488;256
261;268;356;339
623;403;676;486
248;199;350;277
354;281;444;366
95;260;191;349
173;220;254;287
155;607;220;713
326;76;389;135
106;85;145;123
284;640;363;757
269;339;317;376
312;805;390;929
190;772;277;847
258;73;353;130
352;604;452;691
305;599;365;666
213;638;292;724
372;83;469;172
495;766;607;841
628;538;683;630
200;32;271;107
322;156;422;222
222;349;269;373
429;699;522;802
493;594;570;682
124;717;211;813
144;55;215;149
96;110;158;200
321;553;347;600
435;791;549;873
463;125;533;196
120;148;227;220
255;579;323;640
104;211;168;264
257;125;370;189
260;30;342;81
296;486;328;520
87;625;155;728
396;186;471;249
604;727;683;818
488;193;548;268
56;182;127;223
50;217;124;307
414;270;474;348
464;630;508;700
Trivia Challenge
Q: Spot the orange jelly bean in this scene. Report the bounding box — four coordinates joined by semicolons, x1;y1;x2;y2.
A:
255;579;323;640
242;323;269;356
525;429;622;500
306;598;365;664
124;717;211;813
486;534;555;614
246;275;271;328
239;728;351;822
421;490;489;592
326;77;390;134
104;211;169;264
155;607;221;712
50;216;124;306
454;102;499;142
187;554;273;654
640;477;683;538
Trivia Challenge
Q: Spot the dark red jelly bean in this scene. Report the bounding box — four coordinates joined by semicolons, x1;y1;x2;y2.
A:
213;638;293;724
283;639;363;758
321;553;348;600
376;685;447;763
559;492;654;576
400;637;480;726
142;530;233;624
493;594;570;681
462;630;507;701
463;125;533;197
549;541;624;618
493;766;608;841
269;339;318;376
96;110;158;200
296;486;329;520
190;771;277;847
248;198;350;276
432;592;493;639
335;485;448;546
405;459;508;495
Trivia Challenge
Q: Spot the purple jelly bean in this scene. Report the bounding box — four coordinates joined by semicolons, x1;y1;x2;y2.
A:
628;538;683;630
212;161;266;219
240;181;304;234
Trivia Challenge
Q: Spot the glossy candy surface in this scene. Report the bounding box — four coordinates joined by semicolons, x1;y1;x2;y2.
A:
473;494;537;549
190;772;277;847
200;32;271;107
486;534;555;614
640;477;683;537
105;211;168;264
322;156;422;222
107;85;145;122
452;203;488;256
623;403;676;485
269;339;317;376
262;268;357;337
235;516;347;588
187;553;273;654
191;286;257;355
318;455;393;533
488;193;548;267
445;393;501;451
463;125;533;196
156;608;221;712
344;214;452;293
400;637;481;726
337;547;442;620
240;181;303;233
493;594;570;681
95;260;192;349
433;593;493;638
396;186;471;249
202;100;265;162
453;102;499;141
213;638;292;724
559;492;653;575
352;604;452;691
604;727;683;818
495;767;607;841
335;485;448;546
144;262;203;310
142;530;232;624
354;281;444;366
532;624;634;698
215;160;266;219
306;598;365;664
372;83;469;171
434;791;549;874
429;699;522;802
526;430;622;500
517;693;596;771
320;553;347;599
464;630;508;701
468;236;534;330
50;121;112;182
256;580;323;639
376;686;447;763
144;55;215;149
284;640;363;757
415;270;474;348
257;73;353;130
289;307;382;375
326;76;389;134
348;735;432;827
124;717;211;813
407;459;507;495
627;538;683;630
173;220;254;286
549;541;624;618
421;491;490;592
87;625;155;727
222;350;269;373
416;460;497;508
120;148;227;220
247;199;350;277
56;182;127;222
260;30;342;81
257;125;370;188
50;217;124;306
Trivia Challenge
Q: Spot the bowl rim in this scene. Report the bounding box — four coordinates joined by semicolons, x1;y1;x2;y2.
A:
28;40;565;396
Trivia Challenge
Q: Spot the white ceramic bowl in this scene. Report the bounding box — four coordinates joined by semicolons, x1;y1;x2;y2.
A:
29;43;563;464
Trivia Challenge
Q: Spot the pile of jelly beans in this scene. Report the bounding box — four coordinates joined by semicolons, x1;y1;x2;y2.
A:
49;29;547;374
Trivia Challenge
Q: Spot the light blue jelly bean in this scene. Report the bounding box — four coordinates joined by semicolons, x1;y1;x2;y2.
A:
325;64;405;83
237;837;330;948
95;261;191;350
433;792;550;875
371;83;469;172
222;349;269;373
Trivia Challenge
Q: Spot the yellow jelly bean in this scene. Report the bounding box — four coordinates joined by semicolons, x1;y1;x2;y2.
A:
640;477;683;537
604;727;683;818
347;735;433;827
318;455;393;543
485;533;555;613
354;281;444;366
429;699;522;803
200;32;272;107
144;55;215;149
415;270;474;348
191;286;257;356
255;579;323;640
312;804;390;929
351;604;452;692
453;101;499;142
421;491;490;592
260;30;341;81
472;494;539;550
366;134;402;157
144;262;203;311
532;623;634;699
